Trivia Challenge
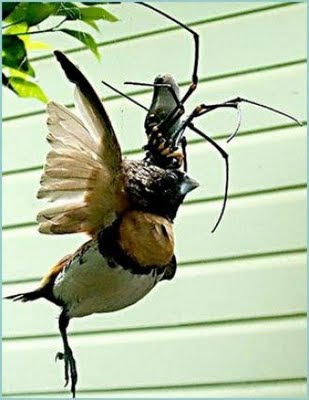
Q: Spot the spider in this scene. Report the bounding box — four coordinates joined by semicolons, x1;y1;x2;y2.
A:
102;2;302;232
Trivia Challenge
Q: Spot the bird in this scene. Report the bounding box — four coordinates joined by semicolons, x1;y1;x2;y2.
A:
5;51;199;398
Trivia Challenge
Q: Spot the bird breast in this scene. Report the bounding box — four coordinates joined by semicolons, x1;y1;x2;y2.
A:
52;240;163;318
118;210;174;267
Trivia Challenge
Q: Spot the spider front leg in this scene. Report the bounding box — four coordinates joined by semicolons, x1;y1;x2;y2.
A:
171;95;301;231
180;137;188;172
196;97;302;143
186;102;241;143
170;108;230;232
137;2;200;131
138;2;199;103
187;122;229;233
172;102;238;146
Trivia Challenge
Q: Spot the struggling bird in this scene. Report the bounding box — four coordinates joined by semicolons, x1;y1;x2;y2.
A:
5;51;199;398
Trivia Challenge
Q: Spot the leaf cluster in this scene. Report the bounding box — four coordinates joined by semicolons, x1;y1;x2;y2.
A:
2;2;118;103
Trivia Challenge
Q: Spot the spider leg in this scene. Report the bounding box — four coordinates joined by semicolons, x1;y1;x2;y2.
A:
171;103;238;146
101;80;149;112
181;137;188;172
165;84;182;109
175;95;301;146
137;2;199;131
192;103;242;144
227;104;242;143
226;97;302;125
222;97;302;142
187;122;229;233
124;82;182;109
138;2;199;94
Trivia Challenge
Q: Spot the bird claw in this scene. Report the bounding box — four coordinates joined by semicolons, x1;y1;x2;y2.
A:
55;350;75;395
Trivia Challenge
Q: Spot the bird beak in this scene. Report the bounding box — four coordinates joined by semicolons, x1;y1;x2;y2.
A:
180;176;200;196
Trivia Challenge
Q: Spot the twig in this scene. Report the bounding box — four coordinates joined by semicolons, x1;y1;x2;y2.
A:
6;17;68;36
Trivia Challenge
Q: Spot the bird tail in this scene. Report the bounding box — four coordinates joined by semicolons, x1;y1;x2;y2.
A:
4;289;43;303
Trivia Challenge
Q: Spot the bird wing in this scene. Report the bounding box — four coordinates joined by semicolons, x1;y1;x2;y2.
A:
37;51;127;235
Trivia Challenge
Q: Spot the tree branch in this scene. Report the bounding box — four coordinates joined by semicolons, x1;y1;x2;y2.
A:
7;17;68;36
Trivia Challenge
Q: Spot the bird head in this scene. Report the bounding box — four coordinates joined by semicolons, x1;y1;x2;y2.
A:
124;161;199;221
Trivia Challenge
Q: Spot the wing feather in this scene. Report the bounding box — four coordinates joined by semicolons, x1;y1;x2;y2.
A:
47;102;100;158
37;51;127;235
43;166;98;180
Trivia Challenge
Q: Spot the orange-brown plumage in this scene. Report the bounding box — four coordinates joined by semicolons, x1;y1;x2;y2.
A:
118;210;174;267
39;254;72;289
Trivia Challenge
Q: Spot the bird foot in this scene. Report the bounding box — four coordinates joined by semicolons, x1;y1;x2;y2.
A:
55;349;78;397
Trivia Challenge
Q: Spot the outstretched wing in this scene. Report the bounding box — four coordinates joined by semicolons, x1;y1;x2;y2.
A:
37;51;127;235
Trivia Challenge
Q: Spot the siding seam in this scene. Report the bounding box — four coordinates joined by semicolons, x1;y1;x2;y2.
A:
3;58;306;122
2;377;307;397
3;313;307;342
29;3;300;63
3;120;307;176
2;184;306;231
3;247;306;286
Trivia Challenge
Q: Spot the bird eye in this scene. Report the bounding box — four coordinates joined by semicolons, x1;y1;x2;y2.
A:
166;172;178;183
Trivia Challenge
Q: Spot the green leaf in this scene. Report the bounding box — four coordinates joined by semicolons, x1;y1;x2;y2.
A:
17;32;53;52
4;21;28;35
57;3;82;20
2;2;19;20
2;35;35;77
57;3;117;22
83;19;100;32
60;29;100;59
8;68;30;80
5;2;60;26
24;38;54;52
80;7;118;22
26;3;60;25
8;77;49;103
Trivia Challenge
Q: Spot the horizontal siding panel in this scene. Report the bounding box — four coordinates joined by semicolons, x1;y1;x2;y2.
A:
27;2;284;56
3;63;306;173
3;252;306;339
3;317;306;394
3;125;306;226
6;380;307;398
176;189;305;261
3;188;306;282
3;5;306;119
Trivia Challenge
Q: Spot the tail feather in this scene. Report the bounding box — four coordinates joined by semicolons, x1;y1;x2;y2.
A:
4;289;42;303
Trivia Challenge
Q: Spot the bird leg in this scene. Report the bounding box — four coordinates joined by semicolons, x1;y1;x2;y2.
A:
55;311;77;398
